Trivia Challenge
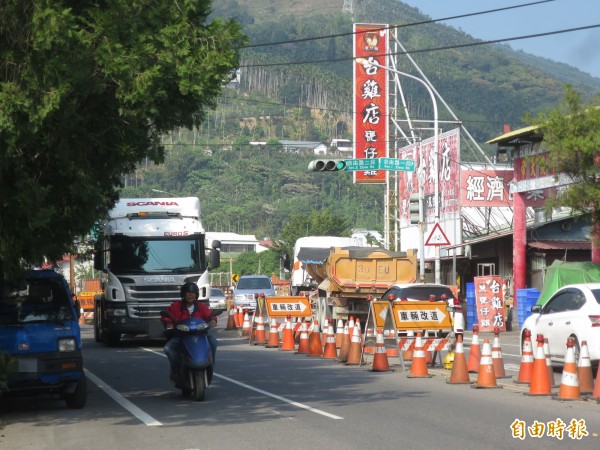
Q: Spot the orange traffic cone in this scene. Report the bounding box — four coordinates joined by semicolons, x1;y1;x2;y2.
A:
265;318;280;348
241;309;251;338
337;321;351;362
407;332;432;378
385;330;400;358
235;306;243;328
322;320;338;359
590;360;600;400
554;337;582;401
252;313;267;345
467;324;481;373
491;327;509;379
363;328;375;355
515;329;534;384
544;338;556;388
335;319;345;348
472;339;501;389
526;334;552;396
225;306;237;330
370;329;391;372
345;323;363;365
578;340;594;395
447;334;471;384
402;330;414;361
308;319;323;357
280;315;295;351
296;321;310;354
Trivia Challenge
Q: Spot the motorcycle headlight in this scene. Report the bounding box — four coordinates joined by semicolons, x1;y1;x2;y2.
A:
176;324;190;332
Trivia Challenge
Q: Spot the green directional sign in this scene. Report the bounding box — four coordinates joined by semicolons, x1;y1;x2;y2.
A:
343;158;415;172
379;158;415;172
343;158;379;171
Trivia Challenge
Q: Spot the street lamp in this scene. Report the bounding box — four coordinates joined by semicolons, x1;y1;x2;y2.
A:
151;188;177;197
356;58;440;284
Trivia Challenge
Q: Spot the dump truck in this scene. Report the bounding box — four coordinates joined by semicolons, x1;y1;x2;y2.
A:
302;246;418;325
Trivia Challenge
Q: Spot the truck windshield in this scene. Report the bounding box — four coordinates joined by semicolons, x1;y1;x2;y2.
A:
0;277;75;325
108;236;206;274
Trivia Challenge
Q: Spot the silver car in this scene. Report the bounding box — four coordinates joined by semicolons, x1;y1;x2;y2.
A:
209;287;227;315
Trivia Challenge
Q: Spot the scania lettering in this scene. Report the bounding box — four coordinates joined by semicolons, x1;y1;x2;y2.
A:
93;197;220;346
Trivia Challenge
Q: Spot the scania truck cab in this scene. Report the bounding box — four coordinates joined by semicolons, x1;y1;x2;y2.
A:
93;197;220;346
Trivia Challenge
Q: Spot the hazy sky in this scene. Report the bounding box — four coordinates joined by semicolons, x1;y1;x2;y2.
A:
399;0;600;78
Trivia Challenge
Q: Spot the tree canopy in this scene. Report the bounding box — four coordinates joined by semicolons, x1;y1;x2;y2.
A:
534;86;600;234
0;0;246;278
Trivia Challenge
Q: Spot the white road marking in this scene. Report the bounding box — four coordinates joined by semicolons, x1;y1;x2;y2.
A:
85;368;162;427
141;347;344;420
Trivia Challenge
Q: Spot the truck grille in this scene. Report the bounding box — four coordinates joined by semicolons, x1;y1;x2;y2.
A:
128;302;172;319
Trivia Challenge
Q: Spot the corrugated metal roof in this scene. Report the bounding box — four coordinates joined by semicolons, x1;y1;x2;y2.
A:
485;125;540;144
528;240;590;250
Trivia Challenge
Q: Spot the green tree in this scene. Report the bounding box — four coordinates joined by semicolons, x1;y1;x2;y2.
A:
232;249;281;276
0;0;246;278
533;85;600;238
273;208;351;261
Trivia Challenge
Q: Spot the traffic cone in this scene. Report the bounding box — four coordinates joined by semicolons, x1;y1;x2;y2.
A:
447;334;471;384
335;319;345;348
491;327;509;379
225;306;237;330
385;330;400;358
235;306;243;328
241;309;251;338
402;330;414;361
337;321;351;362
293;318;303;343
515;329;534;384
525;334;552;396
308;319;323;357
363;328;375;355
370;329;391;372
544;338;556;388
472;339;501;389
423;331;433;366
322;320;338;359
467;324;481;373
265;318;280;348
280;315;295;351
295;321;310;354
345;324;363;365
554;337;582;401
578;340;595;395
252;313;267;345
407;332;432;378
590;361;600;400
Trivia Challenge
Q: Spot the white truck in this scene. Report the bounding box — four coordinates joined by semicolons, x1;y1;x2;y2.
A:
93;197;220;346
289;236;362;296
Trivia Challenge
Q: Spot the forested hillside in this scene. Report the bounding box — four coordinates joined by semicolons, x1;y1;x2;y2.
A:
121;0;600;243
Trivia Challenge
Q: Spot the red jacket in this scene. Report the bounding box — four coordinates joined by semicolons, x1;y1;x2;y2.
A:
160;300;217;327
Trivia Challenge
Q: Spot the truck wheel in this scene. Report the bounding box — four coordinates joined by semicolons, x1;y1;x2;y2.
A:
103;331;121;347
64;374;88;409
94;305;102;343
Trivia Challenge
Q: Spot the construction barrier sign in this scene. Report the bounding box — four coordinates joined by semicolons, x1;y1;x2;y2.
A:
390;301;452;331
77;291;102;311
265;296;312;318
370;301;391;328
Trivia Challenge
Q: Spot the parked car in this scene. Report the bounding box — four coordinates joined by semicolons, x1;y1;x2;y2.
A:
209;287;227;315
520;283;600;366
0;270;87;408
232;275;276;311
379;283;464;335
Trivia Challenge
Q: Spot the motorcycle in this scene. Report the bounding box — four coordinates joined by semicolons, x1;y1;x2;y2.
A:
161;311;214;401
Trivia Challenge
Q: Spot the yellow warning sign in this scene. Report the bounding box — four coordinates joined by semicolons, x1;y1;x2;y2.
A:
371;301;391;328
391;301;452;331
265;296;312;318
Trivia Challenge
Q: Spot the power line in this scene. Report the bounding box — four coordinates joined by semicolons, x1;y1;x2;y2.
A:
242;0;555;49
240;23;600;69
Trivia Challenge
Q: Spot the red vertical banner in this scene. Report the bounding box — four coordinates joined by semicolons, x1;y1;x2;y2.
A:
353;23;388;184
474;276;506;332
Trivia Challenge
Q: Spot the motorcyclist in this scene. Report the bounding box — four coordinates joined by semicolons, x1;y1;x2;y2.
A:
161;282;218;380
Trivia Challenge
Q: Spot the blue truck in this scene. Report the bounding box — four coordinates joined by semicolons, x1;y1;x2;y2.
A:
0;269;87;408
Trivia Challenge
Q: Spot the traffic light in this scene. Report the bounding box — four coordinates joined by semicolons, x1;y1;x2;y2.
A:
308;159;347;171
409;193;420;225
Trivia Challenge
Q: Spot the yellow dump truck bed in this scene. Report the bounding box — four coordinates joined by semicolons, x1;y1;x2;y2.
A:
305;247;417;297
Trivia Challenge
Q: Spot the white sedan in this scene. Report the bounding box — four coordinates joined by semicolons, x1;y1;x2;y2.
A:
520;283;600;365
